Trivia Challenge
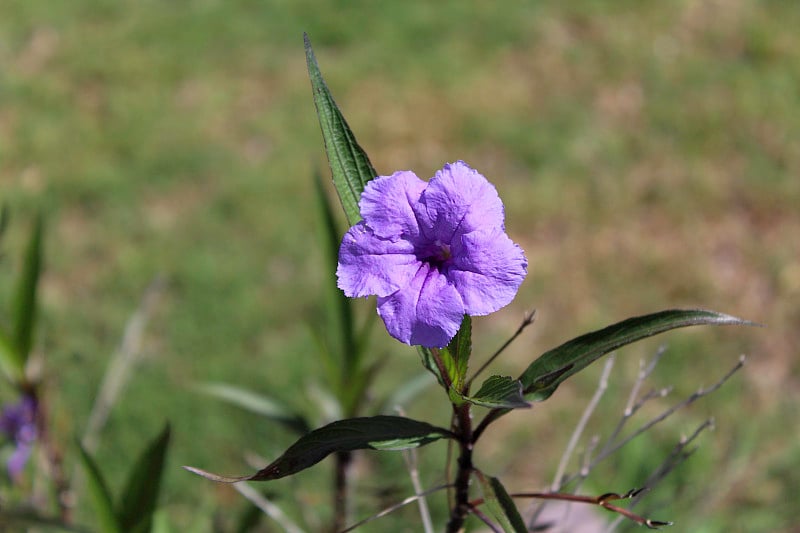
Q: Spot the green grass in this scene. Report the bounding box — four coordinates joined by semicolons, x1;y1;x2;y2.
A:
1;0;798;531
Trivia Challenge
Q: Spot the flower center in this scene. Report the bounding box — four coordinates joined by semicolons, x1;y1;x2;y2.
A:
419;239;452;270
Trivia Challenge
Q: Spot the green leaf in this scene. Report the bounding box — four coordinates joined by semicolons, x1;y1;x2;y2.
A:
76;441;122;533
304;33;378;226
117;423;171;533
520;309;754;402
477;475;527;533
0;204;8;241
465;375;529;409
11;213;43;368
0;328;23;383
446;315;471;392
312;167;370;412
415;316;472;396
185;415;451;483
416;346;446;388
196;382;310;435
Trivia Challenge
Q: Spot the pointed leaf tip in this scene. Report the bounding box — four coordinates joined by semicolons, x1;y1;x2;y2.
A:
464;375;530;409
520;309;754;403
187;416;450;483
183;466;250;484
305;32;377;225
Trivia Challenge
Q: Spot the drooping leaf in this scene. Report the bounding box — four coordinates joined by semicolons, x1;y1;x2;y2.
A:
520;309;754;402
185;415;451;483
117;423;171;533
477;475;527;533
76;441;122;533
197;383;310;435
464;375;529;409
11;213;43;368
304;33;378;226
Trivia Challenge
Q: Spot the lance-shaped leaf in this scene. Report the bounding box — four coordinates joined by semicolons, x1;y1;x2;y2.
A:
77;441;122;533
12;213;43;368
477;475;527;533
415;316;472;396
0;329;23;383
117;423;171;533
446;315;472;393
520;309;754;402
185;416;451;483
416;346;445;388
196;383;310;435
313;169;357;372
305;33;377;225
464;375;529;409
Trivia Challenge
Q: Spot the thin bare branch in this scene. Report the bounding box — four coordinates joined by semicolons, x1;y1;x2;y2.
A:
582;355;745;476
466;309;536;389
397;407;435;533
470;505;503;533
475;488;672;530
83;275;167;451
552;355;615;491
234;482;305;533
603;419;713;532
338;484;451;533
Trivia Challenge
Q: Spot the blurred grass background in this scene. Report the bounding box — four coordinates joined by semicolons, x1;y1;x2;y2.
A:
1;0;798;531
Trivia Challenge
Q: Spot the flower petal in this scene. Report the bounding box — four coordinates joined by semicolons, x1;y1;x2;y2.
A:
448;227;527;316
377;264;465;347
337;223;420;298
359;171;427;240
418;161;505;243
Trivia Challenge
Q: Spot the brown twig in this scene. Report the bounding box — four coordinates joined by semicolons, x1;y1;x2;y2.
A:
473;488;672;530
465;309;536;389
337;484;451;533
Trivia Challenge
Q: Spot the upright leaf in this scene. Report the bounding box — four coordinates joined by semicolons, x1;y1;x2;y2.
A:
11;213;43;370
304;33;378;225
0;329;23;383
185;415;451;483
0;204;8;242
520;309;753;402
416;346;446;388
76;441;122;533
117;423;171;533
445;315;471;393
477;475;527;533
313;169;358;379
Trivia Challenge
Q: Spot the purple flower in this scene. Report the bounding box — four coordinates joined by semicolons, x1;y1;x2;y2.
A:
0;395;37;480
337;160;527;347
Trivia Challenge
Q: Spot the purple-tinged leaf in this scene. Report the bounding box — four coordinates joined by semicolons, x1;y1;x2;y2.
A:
185;416;451;483
520;309;755;402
